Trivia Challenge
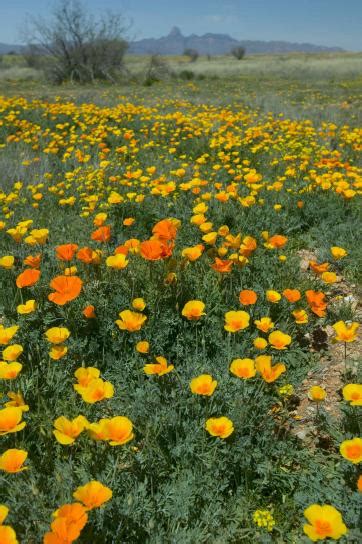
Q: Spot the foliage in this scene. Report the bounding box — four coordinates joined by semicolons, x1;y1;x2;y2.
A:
0;80;360;543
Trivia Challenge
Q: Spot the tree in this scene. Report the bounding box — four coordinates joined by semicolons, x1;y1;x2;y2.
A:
231;46;246;60
183;48;199;63
23;0;129;83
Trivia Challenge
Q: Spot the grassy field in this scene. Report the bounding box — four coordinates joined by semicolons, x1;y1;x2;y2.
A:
0;53;361;543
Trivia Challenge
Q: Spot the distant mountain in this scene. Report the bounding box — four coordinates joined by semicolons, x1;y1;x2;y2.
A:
128;27;344;55
0;29;344;57
0;43;24;55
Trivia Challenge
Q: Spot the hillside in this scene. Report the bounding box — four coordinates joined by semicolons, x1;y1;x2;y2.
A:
128;26;344;55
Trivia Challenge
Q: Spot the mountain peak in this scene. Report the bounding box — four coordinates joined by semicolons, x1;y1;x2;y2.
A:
168;26;183;38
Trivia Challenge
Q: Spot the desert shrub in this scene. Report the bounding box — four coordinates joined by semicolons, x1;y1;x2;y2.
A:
184;48;199;62
23;0;128;83
231;46;246;60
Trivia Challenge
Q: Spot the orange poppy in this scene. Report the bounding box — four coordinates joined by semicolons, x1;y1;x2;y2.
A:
306;290;327;317
309;261;330;275
114;245;129;255
140;239;165;260
282;289;301;303
211;258;233;273
77;247;93;264
16;269;41;288
239;289;258;305
56;244;78;261
91;226;111;243
48;276;83;305
83;305;96;318
152;219;177;241
266;235;288;249
23;254;41;268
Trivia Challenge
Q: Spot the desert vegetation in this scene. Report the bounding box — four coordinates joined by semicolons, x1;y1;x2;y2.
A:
0;3;361;543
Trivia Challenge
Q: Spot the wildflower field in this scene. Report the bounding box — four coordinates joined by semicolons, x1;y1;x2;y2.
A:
0;66;361;543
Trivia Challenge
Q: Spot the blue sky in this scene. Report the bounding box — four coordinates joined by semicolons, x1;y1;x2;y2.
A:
1;0;361;50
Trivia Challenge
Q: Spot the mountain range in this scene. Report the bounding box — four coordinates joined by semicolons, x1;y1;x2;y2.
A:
0;27;344;56
128;27;344;55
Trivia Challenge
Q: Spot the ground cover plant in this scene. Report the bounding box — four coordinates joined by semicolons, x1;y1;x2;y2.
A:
0;66;361;542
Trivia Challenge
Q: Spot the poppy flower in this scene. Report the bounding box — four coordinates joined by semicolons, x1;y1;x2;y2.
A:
308;386;327;402
0;362;22;380
23;254;41;268
190;374;217;396
181;244;204;262
253;337;268;350
75;378;114;404
116;310;147;332
0;256;14;270
103;416;134;446
28;228;48;245
202;232;218;246
211;257;233;273
182;300;205;320
330;246;347;260
45;327;70;344
0;326;19;346
239;290;258;305
306;290;327;317
342;384;362;406
82;305;96;319
229;358;256;379
205;417;234;438
303;504;347;541
49;345;68;360
93;212;107;226
76;247;94;264
0;407;26;435
309;261;330;275
0;504;9;524
53;415;89;445
0;448;28;473
132;298;146;311
5;392;29;412
268;330;292;350
254;317;274;333
283;289;301;303
106;254;129;269
136;341;149;354
0;525;18;544
16;269;41;288
2;345;23;362
50;503;88;542
48;276;83;305
91;226;111;243
265;234;288;249
240;236;257;257
224;311;250;333
17;299;36;314
152;218;178;241
255;355;286;383
321;271;338;284
144;356;174;376
55;244;78;261
339;438;362;464
73;481;112;510
74;367;100;387
332;321;359;342
292;309;308;324
140;239;165;260
266;290;281;303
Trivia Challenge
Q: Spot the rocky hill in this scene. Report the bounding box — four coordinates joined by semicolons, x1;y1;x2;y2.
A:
129;26;344;55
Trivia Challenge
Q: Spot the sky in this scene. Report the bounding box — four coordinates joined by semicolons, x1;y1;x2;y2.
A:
0;0;361;50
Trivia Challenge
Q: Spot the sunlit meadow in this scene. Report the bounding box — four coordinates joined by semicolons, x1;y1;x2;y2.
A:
0;56;361;543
